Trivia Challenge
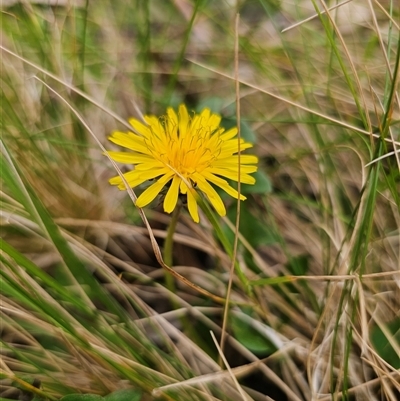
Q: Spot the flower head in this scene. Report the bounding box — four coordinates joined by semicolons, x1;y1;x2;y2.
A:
107;104;258;222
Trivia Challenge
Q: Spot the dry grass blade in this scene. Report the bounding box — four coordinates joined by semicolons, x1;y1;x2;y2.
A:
281;0;353;33
187;60;400;147
0;45;134;132
210;331;249;401
220;12;243;358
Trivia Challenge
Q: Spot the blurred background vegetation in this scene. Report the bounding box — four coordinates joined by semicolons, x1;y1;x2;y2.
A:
1;0;399;400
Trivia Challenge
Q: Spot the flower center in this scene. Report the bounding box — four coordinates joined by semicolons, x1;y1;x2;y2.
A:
149;122;221;179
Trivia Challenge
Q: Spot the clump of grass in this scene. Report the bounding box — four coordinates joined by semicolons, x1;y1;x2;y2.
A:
1;1;399;400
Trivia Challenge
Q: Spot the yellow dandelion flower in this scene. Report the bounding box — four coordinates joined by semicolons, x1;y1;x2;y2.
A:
107;104;258;223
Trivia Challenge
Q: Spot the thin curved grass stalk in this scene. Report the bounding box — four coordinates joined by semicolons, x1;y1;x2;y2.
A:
220;13;244;360
34;76;226;304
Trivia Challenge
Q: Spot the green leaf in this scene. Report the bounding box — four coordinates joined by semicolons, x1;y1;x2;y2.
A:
222;117;257;143
231;313;276;355
223;171;271;196
241;170;272;195
197;97;228;114
225;206;277;248
371;318;400;369
104;388;142;401
196;99;258;143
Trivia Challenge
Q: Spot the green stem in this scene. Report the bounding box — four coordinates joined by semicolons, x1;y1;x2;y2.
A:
163;203;182;293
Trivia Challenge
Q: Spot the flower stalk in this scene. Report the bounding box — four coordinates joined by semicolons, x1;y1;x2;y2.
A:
162;203;182;294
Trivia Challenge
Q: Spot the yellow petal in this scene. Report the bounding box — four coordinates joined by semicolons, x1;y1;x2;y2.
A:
221;140;253;153
204;131;221;150
144;116;166;139
211;163;258;174
180;180;188;194
134;161;165;170
109;170;141;187
207;113;221;131
209;168;256;184
109;175;125;187
137;168;168;179
187;188;199;223
136;173;173;208
143;115;159;126
190;109;210;133
111;177;145;191
109;167;168;190
128;118;151;138
194;173;226;217
215;155;258;165
108;132;150;154
167;107;178;137
167;107;178;124
220;127;238;141
106;151;154;164
178;104;189;136
218;143;253;158
199;108;211;122
163;176;181;213
202;172;246;200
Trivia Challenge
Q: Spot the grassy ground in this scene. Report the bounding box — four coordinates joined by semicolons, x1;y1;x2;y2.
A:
1;1;399;400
